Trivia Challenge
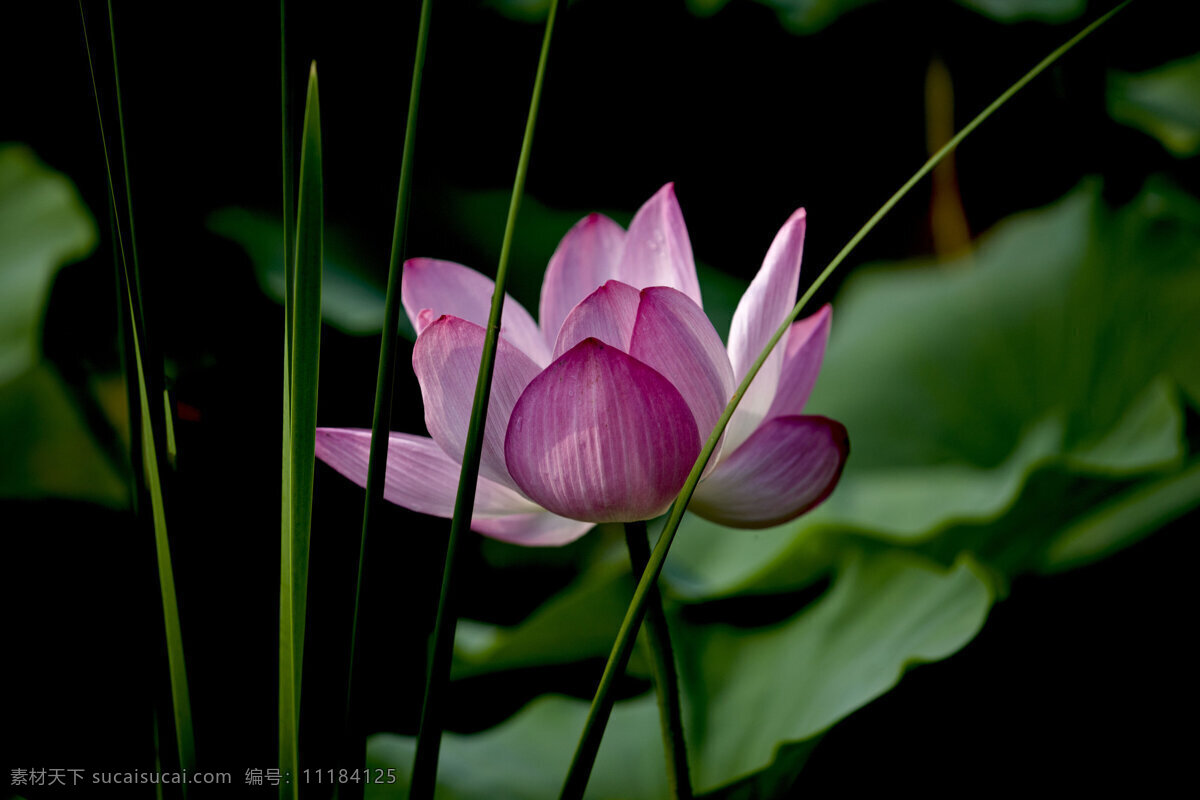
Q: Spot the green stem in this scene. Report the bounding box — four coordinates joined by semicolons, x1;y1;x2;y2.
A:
624;522;692;800
340;0;433;789
558;3;1132;797
408;1;561;796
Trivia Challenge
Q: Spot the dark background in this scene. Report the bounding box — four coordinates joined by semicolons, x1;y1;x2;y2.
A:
3;0;1195;797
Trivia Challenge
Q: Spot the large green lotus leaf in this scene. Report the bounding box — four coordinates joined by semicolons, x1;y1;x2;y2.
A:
1038;457;1200;573
369;551;991;798
367;694;667;800
696;739;820;800
452;546;651;681
0;145;97;382
678;551;991;791
665;181;1200;599
1109;53;1200;158
207;207;414;339
668;377;1182;600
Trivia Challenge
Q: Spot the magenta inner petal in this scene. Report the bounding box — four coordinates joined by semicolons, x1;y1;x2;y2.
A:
765;304;832;420
539;213;627;343
629;286;734;446
690;415;848;529
552;280;641;359
723;208;807;454
505;338;701;523
614;183;703;307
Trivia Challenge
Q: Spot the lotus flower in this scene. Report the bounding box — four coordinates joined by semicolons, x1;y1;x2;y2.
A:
316;185;847;546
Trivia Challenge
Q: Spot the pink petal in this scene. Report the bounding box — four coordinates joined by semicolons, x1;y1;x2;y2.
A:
412;315;542;493
539;213;627;343
724;208;807;454
314;428;539;517
765;305;832;420
402;258;552;366
690;415;847;529
505;338;701;523
629;287;735;448
473;513;595;547
551;280;642;359
614;184;703;307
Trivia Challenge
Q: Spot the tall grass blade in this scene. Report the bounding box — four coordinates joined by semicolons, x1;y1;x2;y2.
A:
409;1;561;796
278;3;295;784
281;1;295;562
129;286;196;779
280;62;324;800
559;2;1134;796
80;0;196;777
341;0;433;789
163;389;177;467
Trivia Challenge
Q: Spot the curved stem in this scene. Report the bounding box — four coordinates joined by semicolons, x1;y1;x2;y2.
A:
558;3;1132;797
409;1;561;797
340;1;433;792
624;521;692;800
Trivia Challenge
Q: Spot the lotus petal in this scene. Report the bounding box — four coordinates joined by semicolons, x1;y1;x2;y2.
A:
615;184;703;306
630;286;735;447
505;338;701;522
552;280;642;359
412;315;542;492
403;257;552;366
539;213;627;343
314;427;539;517
724;208;806;453
691;415;847;529
473;513;596;547
765;305;832;420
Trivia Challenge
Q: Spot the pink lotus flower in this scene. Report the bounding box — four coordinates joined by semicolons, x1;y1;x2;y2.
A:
316;185;847;546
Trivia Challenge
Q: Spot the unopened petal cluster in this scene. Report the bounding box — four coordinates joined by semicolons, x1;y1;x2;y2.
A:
316;185;847;545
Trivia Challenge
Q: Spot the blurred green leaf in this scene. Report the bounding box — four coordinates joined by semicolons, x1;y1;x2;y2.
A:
0;145;120;505
0;365;124;505
696;739;820;800
1039;457;1200;573
208;207;414;339
676;552;991;791
1109;53;1200;158
695;0;1084;33
954;0;1085;23
0;145;97;382
669;179;1200;598
453;546;651;681
371;551;991;798
497;0;1087;32
369;694;667;800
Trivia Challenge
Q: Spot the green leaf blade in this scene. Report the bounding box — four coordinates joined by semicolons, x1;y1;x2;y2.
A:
280;60;323;799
